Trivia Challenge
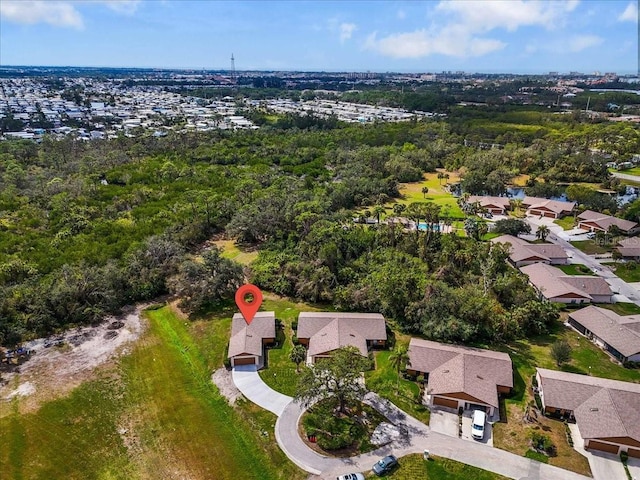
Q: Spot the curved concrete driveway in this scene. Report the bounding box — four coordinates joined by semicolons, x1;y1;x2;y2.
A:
233;366;591;480
231;365;292;416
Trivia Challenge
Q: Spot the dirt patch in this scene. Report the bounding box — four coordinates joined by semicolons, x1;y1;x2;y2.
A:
0;303;149;415
212;368;242;405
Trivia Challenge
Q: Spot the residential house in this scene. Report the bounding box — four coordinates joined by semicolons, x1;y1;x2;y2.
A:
578;210;640;235
467;196;511;215
522;196;576;219
568;306;640;363
491;234;568;267
227;312;276;368
536;368;640;457
296;312;387;363
519;263;613;304
616;237;640;260
407;338;513;418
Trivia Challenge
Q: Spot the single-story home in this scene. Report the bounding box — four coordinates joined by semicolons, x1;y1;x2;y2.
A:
407;338;513;418
568;306;640;363
227;311;276;368
536;368;640;457
616;237;640;260
467;196;511;215
491;234;568;267
578;210;640;235
297;312;387;363
519;263;613;304
522;196;576;219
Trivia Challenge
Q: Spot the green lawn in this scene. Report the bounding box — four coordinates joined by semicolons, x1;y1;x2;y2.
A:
554;216;576;231
557;264;592;276
570;240;611;255
365;349;430;425
367;454;509;480
213;239;259;265
603;262;640;282
600;302;640;315
257;296;325;396
390;171;465;220
612;167;640;177
0;306;305;480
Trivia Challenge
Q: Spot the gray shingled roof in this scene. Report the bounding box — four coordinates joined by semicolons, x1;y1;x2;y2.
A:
491;235;567;264
569;306;640;357
409;339;513;408
227;312;275;358
578;210;638;232
537;368;640;442
520;263;612;300
297;312;386;357
523;196;576;215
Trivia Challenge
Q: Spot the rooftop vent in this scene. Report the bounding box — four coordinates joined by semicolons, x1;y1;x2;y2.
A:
590;408;599;412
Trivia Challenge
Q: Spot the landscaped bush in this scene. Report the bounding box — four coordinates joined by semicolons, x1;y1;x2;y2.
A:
530;430;556;456
564;422;574;447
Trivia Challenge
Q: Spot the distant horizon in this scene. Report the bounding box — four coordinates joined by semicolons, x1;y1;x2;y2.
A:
1;1;638;74
0;64;638;77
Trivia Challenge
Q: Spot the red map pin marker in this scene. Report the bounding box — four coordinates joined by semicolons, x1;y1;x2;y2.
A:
235;284;263;325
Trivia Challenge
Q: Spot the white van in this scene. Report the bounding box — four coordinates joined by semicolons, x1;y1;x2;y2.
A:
471;410;486;440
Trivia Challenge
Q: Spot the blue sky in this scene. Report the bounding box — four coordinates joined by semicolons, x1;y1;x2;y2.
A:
0;0;638;74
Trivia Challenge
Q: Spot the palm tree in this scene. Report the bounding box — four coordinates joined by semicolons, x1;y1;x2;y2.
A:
372;205;386;224
536;225;550;241
443;173;450;184
437;172;444;185
388;345;410;392
392;203;406;217
289;344;307;373
421;186;429;199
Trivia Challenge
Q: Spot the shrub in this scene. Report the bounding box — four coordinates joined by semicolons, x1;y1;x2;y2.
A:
534;393;543;411
530;431;556;456
291;320;298;331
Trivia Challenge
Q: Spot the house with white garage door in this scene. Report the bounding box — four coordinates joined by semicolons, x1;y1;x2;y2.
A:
407;338;513;418
536;368;640;457
228;312;275;368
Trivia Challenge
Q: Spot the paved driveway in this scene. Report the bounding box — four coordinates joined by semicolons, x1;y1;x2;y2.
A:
461;411;493;446
231;365;292;416
568;424;627;480
428;407;459;437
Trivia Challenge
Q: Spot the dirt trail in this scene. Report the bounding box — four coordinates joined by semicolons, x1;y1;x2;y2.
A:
0;303;149;414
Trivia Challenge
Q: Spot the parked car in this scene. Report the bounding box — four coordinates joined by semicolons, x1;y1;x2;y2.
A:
372;455;398;476
336;474;365;480
471;410;486;440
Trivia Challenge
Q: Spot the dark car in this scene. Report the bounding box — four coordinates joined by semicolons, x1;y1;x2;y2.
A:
372;455;398;476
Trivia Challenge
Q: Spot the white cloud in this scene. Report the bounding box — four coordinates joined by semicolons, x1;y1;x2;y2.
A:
435;0;579;32
618;2;638;22
365;0;582;59
567;34;603;53
397;9;406;20
339;22;357;43
101;0;141;15
0;1;84;29
365;27;505;58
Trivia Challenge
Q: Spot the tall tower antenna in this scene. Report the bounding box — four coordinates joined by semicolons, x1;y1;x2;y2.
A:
230;53;236;80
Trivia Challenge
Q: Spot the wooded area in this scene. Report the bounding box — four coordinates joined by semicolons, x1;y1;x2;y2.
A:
1;113;639;346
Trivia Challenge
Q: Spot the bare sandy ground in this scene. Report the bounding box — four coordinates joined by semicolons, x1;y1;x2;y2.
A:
212;367;243;405
0;304;148;414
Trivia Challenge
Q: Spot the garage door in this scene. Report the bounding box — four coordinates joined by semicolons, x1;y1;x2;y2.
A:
628;448;640;458
233;357;256;366
433;396;458;409
587;441;619;454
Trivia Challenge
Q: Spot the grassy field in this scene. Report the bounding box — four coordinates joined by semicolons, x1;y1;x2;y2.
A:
0;306;305;480
553;216;576;231
213;239;259;265
611;167;640;177
600;302;640;315
392;170;465;220
257;295;326;396
602;262;640;282
366;454;509;480
492;321;640;476
557;264;592;275
365;349;431;425
570;240;611;255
